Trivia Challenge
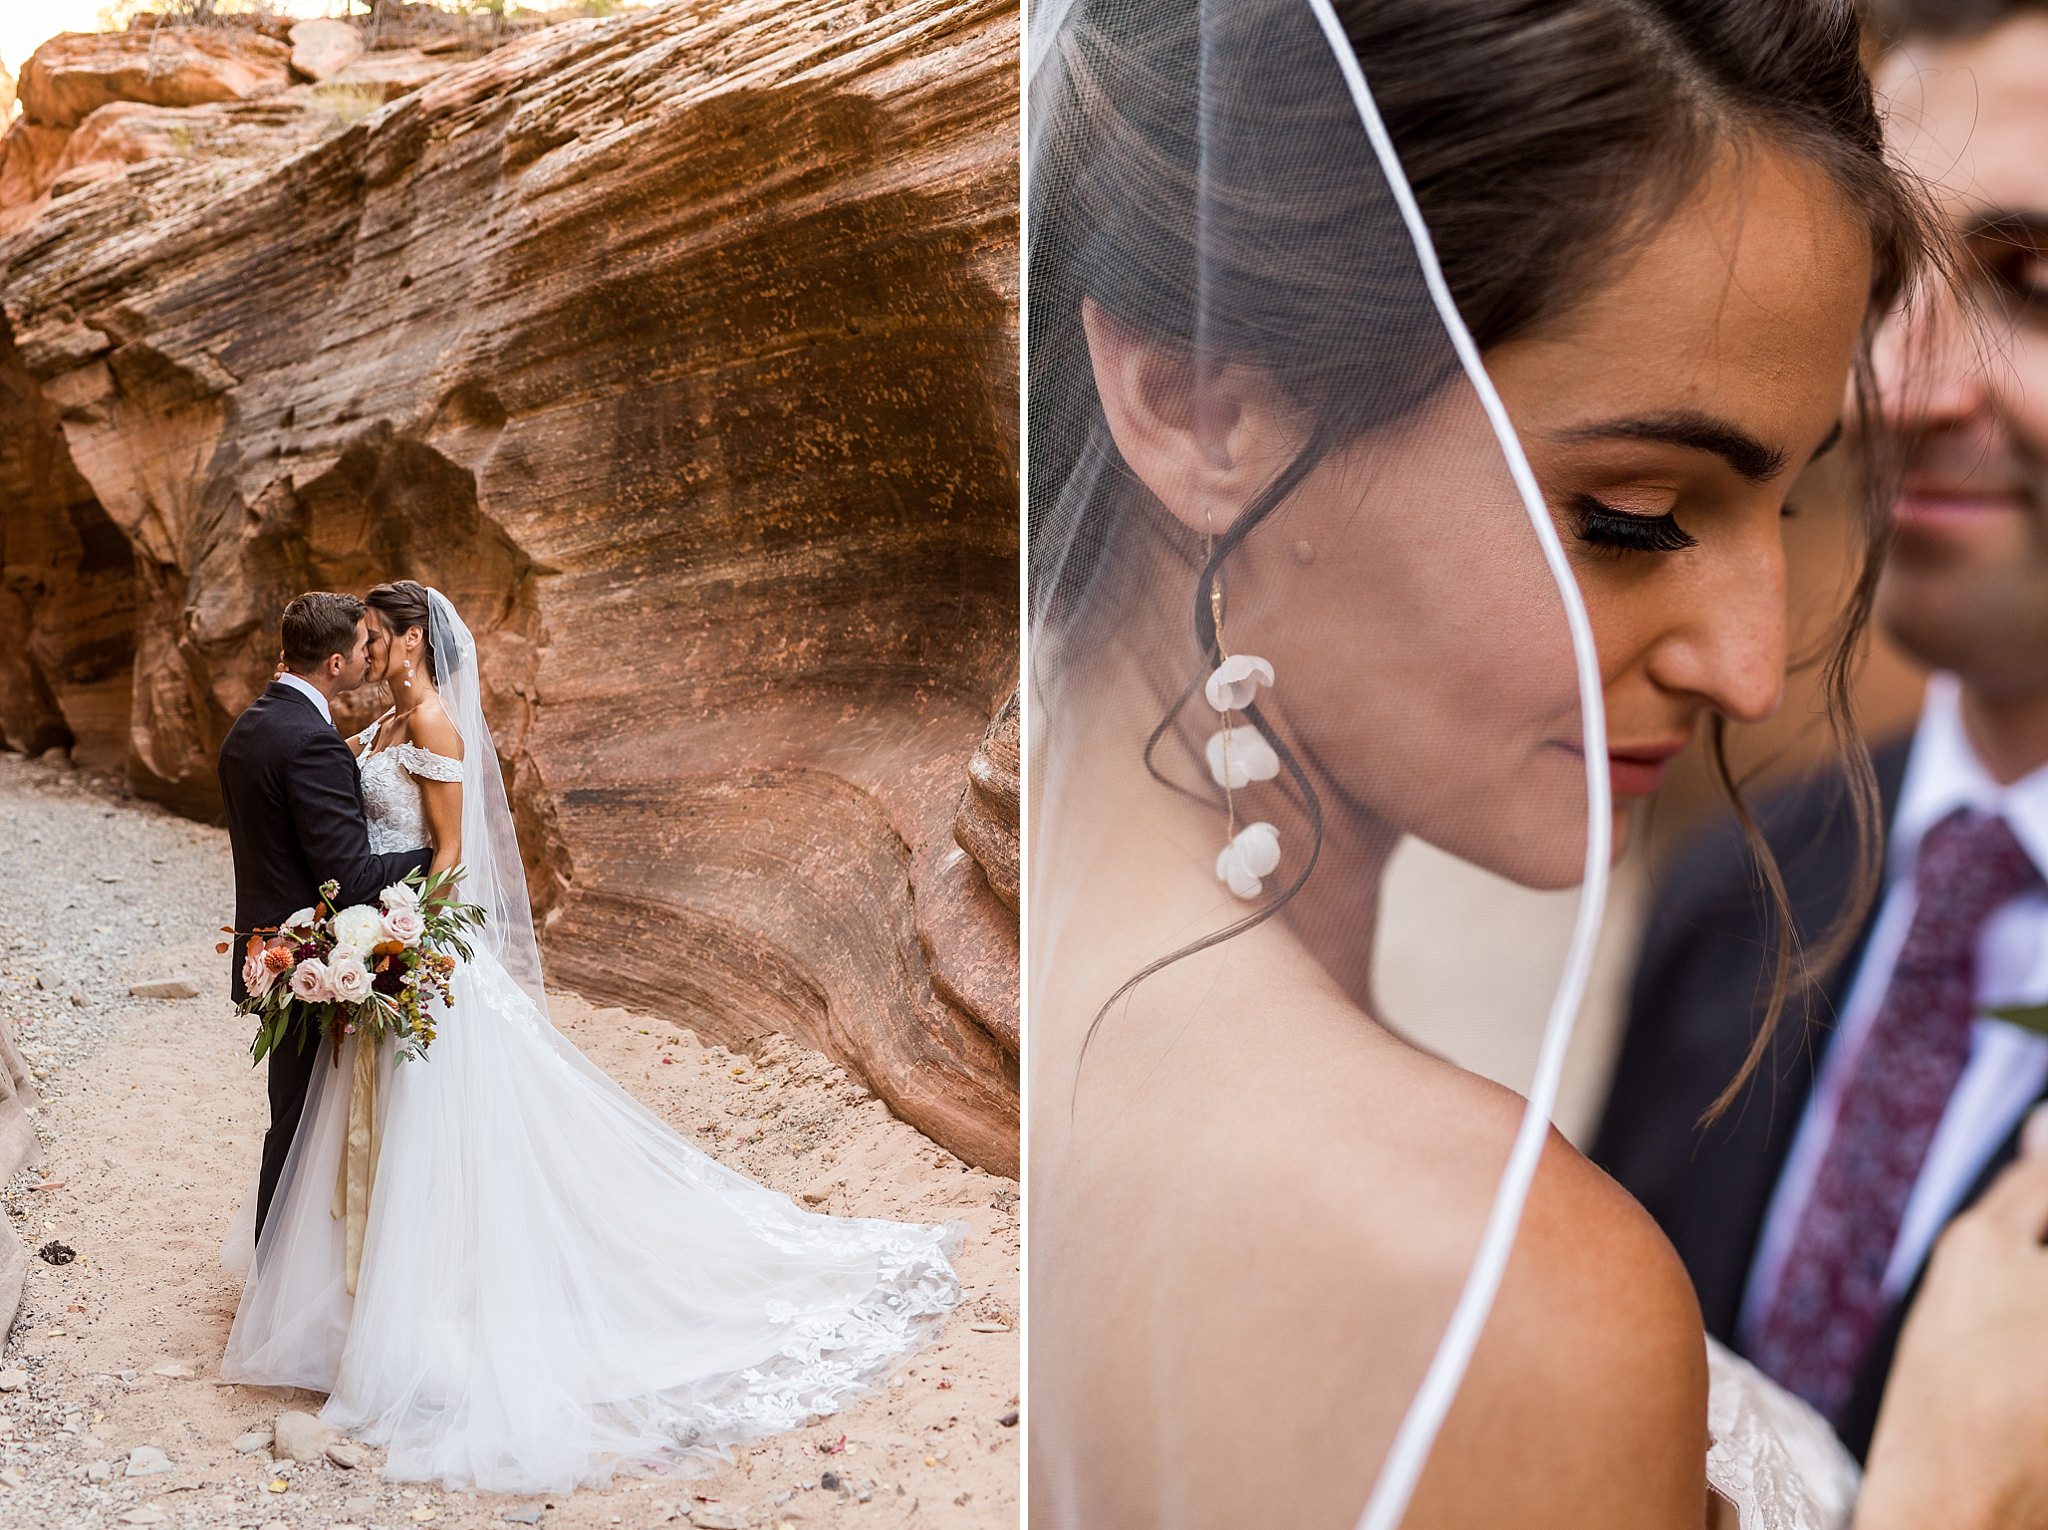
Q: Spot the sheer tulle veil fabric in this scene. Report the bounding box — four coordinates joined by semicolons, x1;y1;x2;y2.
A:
1027;2;1611;1526
424;588;545;1011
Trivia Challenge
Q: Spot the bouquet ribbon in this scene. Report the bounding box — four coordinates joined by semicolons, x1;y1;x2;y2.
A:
330;1034;381;1297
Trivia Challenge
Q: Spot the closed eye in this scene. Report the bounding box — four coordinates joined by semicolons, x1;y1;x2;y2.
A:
1571;494;1698;555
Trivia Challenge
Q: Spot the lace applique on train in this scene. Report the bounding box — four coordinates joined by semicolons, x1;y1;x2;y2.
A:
1704;1338;1859;1530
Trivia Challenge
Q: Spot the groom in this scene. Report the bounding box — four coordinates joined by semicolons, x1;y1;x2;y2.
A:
1594;0;2048;1462
217;592;431;1241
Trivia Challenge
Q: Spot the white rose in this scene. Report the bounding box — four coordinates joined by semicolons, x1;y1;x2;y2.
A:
289;958;333;1003
329;951;371;1003
380;881;421;912
332;904;386;954
383;906;426;947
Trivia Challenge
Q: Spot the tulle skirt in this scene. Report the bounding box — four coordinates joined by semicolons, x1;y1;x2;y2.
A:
219;951;964;1493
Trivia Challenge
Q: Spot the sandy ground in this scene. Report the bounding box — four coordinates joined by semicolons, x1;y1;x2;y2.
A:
0;756;1019;1530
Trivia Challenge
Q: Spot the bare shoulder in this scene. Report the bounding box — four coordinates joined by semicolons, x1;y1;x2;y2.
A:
1406;1084;1709;1527
406;698;464;761
1142;1022;1705;1529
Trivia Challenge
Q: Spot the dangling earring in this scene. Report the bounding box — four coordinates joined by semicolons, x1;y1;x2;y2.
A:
402;658;414;690
1201;515;1280;900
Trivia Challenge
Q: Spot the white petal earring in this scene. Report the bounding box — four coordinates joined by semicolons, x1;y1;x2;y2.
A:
402;659;414;690
1201;524;1280;901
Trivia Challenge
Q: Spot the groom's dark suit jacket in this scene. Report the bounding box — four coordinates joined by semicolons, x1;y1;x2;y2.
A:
1594;735;2048;1461
216;680;429;1239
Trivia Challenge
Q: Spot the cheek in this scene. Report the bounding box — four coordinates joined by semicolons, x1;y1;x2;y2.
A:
1997;331;2048;460
1570;561;1664;687
1229;450;1590;853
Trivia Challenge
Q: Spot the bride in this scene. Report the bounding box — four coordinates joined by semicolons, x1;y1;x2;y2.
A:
1029;1;2048;1527
220;579;964;1493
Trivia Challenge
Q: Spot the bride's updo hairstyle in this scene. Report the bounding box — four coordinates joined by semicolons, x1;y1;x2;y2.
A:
366;580;440;686
1031;0;1940;1112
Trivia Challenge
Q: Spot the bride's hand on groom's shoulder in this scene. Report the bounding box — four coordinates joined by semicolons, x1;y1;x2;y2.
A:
1860;1142;2048;1530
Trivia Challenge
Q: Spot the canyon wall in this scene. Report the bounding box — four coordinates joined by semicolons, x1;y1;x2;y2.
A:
0;2;1019;1173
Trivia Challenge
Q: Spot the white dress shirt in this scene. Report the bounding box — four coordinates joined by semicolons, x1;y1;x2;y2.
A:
1738;673;2048;1342
275;671;334;726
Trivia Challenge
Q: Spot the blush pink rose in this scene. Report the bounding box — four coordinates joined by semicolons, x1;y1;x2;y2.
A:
242;946;277;1000
382;907;426;947
289;958;333;1004
329;950;372;1003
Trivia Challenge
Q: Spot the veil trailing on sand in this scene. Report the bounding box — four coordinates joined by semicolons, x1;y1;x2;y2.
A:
1027;0;1611;1524
424;589;547;1015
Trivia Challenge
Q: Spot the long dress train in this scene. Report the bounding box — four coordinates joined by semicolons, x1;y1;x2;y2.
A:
221;738;964;1493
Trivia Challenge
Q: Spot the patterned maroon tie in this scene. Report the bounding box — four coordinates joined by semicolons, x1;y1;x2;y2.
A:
1748;807;2041;1421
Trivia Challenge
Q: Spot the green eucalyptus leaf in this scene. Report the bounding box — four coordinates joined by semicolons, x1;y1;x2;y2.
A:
1991;1001;2048;1038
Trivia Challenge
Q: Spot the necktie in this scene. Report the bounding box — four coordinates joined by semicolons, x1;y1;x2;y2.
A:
1748;807;2041;1420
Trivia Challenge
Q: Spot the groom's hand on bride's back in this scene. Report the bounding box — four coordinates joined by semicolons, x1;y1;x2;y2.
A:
1860;1145;2048;1530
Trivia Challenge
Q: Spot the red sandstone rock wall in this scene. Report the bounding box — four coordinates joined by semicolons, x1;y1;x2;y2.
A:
0;3;1019;1173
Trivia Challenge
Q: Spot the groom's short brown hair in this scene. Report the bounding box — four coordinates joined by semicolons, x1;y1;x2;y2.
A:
280;592;366;674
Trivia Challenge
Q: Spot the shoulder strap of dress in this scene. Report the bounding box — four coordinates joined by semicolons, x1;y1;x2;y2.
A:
391;742;466;782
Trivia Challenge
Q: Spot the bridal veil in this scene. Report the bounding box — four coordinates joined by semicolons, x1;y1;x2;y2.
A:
1028;1;1612;1524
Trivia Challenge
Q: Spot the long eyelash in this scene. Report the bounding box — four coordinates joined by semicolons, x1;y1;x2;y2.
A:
1571;493;1698;554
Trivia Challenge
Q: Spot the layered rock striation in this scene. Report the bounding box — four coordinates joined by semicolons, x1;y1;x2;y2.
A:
0;2;1019;1172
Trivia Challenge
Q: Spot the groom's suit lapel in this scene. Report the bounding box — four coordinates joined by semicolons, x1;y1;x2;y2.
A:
1672;738;1914;1344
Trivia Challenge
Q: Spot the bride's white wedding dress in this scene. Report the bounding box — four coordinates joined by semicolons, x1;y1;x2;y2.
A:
1705;1338;1859;1530
220;720;964;1493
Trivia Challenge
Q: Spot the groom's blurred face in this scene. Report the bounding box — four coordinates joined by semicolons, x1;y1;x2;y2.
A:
340;616;374;691
1872;18;2048;699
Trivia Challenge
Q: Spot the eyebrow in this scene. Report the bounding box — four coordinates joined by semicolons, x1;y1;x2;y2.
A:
1553;410;1788;484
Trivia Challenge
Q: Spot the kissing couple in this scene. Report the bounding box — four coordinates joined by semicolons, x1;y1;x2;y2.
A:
214;582;963;1492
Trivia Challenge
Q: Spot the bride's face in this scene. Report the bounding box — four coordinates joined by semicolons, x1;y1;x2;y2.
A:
1089;143;1871;887
366;611;423;688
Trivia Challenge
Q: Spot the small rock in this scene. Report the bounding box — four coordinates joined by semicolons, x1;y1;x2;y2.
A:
67;990;84;1007
128;978;200;1000
117;1510;168;1527
233;1431;270;1454
87;1461;110;1483
288;17;365;81
38;1241;75;1265
125;1445;173;1477
688;1508;744;1530
0;1467;21;1488
146;1362;194;1379
326;1439;372;1469
997;1409;1019;1427
0;1369;26;1392
502;1508;545;1525
273;1409;338;1462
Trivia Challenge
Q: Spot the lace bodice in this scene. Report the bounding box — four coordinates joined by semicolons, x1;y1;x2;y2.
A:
353;721;463;853
1705;1338;1859;1530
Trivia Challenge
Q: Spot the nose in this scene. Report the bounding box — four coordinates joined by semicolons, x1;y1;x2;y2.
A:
1872;289;1989;436
1639;537;1788;728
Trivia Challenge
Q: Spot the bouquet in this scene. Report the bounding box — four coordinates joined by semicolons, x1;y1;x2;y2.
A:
222;867;487;1066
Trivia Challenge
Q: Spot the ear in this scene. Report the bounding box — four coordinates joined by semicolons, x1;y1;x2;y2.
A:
1080;297;1305;537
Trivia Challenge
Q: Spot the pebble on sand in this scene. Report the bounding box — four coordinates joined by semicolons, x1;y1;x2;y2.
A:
123;1444;172;1476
